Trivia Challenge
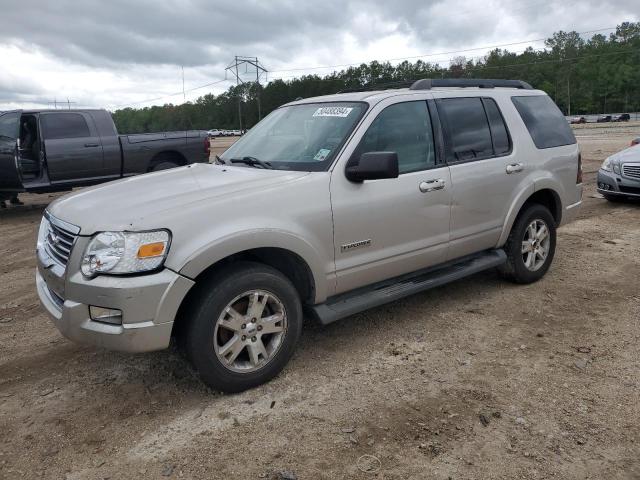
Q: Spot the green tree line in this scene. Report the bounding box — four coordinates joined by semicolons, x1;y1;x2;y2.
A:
112;22;640;133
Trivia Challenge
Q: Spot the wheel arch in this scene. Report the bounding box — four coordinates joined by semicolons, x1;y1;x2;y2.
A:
171;247;317;340
148;150;188;171
498;185;562;247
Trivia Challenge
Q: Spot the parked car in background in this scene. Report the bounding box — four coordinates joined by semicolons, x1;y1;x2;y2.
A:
35;78;582;392
598;143;640;201
597;115;612;123
631;137;640;147
613;113;630;122
0;109;209;201
570;116;586;124
207;129;222;137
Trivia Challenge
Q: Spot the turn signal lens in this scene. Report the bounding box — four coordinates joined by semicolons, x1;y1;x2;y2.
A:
137;242;166;258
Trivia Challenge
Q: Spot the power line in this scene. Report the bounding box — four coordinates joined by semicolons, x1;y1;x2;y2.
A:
268;27;618;74
109;78;230;109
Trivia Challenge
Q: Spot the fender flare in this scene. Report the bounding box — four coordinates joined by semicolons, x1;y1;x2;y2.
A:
177;229;329;303
497;179;564;247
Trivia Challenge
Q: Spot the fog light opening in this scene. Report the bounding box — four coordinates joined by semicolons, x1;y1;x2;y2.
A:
89;306;123;325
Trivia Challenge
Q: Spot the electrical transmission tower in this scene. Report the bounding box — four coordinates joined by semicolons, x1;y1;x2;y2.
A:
225;56;268;131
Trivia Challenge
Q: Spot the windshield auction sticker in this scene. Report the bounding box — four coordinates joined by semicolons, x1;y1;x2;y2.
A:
313;148;331;161
312;106;353;118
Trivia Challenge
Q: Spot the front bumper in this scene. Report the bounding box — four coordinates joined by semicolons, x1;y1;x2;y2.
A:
36;244;194;353
597;169;640;198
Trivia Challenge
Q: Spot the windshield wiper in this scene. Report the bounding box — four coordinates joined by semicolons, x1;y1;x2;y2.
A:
215;155;226;165
229;156;273;169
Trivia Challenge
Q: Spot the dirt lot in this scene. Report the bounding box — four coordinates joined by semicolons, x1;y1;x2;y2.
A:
1;125;639;480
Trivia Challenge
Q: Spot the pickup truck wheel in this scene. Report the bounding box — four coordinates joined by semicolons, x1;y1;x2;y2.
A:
151;160;180;171
499;204;556;284
184;262;303;393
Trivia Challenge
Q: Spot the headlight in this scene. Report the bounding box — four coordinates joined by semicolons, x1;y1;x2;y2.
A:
36;216;48;251
601;158;612;172
613;163;621;174
81;230;171;277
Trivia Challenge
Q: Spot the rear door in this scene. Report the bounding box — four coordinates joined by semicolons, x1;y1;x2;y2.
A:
434;95;524;260
40;112;105;182
0;112;23;192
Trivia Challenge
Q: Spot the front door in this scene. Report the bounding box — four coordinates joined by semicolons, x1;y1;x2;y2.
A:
330;98;451;295
40;112;105;182
0;111;23;193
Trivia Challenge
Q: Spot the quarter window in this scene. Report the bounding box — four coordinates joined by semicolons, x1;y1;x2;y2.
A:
437;97;494;162
512;95;576;149
353;101;435;174
41;113;91;140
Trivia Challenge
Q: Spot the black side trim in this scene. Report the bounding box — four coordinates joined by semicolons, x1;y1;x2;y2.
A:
308;249;507;325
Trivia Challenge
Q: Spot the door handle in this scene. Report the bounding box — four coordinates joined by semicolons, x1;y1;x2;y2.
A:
506;163;524;174
84;143;100;148
419;179;445;193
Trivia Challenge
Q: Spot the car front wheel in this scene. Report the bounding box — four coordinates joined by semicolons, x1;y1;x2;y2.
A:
182;262;303;393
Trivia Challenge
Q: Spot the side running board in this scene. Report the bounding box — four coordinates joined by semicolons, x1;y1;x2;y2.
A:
308;249;507;325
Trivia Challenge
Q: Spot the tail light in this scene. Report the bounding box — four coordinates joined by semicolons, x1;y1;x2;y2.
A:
576;152;583;184
204;137;210;156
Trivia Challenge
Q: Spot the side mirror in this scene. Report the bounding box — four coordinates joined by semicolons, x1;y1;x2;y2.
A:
345;152;399;182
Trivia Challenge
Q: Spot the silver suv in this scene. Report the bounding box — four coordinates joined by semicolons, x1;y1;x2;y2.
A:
36;79;583;392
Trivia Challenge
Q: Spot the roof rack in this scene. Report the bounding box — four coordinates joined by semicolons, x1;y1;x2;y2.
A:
409;78;533;90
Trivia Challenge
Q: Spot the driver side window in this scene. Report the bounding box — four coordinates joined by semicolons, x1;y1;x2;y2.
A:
353;101;435;174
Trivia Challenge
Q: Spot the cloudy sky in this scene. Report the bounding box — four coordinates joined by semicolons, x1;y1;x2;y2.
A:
0;0;637;111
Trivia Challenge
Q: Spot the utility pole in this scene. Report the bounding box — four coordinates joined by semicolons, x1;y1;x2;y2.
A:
567;70;571;117
225;56;268;131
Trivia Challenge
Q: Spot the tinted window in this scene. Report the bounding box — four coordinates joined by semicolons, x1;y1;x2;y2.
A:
483;98;511;155
437;97;493;162
354;101;435;173
0;113;20;140
41;113;91;140
512;95;576;149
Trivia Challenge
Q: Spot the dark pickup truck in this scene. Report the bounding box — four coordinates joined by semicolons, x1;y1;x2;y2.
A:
0;109;209;199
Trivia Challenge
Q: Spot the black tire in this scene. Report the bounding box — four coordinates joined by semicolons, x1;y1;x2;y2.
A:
499;203;556;284
151;160;180;171
182;261;303;393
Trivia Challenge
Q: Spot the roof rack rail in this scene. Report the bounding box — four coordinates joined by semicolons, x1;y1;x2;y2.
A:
409;78;533;90
337;80;413;94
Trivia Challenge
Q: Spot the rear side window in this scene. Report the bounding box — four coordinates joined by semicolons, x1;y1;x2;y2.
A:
437;97;494;162
41;113;91;140
512;95;576;149
483;98;511;155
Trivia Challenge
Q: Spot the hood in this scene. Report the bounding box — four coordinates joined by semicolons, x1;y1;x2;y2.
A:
608;144;640;164
48;163;309;234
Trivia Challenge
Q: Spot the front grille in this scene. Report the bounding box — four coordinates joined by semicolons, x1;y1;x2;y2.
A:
44;216;79;267
622;164;640;179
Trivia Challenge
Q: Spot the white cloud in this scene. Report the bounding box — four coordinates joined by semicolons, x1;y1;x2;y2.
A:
0;0;637;110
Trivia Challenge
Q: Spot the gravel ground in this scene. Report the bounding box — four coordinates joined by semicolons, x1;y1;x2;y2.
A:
0;125;639;480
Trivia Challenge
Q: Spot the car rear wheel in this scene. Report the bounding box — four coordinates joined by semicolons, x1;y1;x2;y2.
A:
151;160;180;171
182;262;303;393
499;204;556;284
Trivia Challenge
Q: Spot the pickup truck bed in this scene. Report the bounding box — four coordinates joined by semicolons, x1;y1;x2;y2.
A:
0;108;209;196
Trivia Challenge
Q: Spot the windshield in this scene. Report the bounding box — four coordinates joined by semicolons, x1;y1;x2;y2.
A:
220;102;367;171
